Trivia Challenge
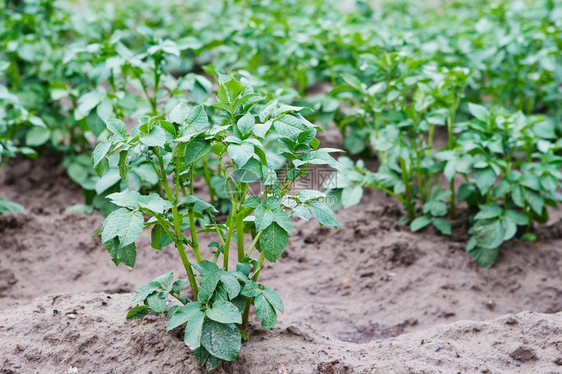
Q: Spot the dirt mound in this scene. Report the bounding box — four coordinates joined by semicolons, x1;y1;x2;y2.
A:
0;292;560;373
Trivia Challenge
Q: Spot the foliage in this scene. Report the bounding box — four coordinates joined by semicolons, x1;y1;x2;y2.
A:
93;76;341;369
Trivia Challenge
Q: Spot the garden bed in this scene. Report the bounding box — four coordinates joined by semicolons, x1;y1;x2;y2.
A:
1;156;561;373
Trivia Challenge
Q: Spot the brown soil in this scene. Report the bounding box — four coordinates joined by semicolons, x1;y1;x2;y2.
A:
1;156;561;373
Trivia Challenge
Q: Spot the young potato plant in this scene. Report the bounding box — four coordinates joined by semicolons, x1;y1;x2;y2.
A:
456;104;562;266
92;76;341;370
330;66;469;227
330;102;562;267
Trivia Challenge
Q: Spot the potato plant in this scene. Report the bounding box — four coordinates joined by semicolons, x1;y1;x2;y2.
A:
92;76;341;370
329;102;561;267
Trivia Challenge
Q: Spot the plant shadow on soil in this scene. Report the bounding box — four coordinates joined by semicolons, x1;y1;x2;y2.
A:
0;155;561;373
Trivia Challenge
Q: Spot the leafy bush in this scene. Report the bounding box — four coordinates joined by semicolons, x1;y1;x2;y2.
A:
93;76;341;369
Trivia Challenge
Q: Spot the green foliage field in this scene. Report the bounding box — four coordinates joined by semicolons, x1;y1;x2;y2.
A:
1;0;561;369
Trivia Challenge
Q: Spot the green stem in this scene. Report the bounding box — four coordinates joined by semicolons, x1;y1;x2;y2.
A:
223;213;237;270
154;149;199;298
202;156;215;205
450;178;456;220
245;231;263;258
150;57;162;116
241;253;266;330
187;167;202;262
136;71;156;115
236;212;245;262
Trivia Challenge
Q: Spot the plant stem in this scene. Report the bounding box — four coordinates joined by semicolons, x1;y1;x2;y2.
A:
450;178;456;220
136;73;155;115
245;231;263;257
152;59;161;115
241;253;266;330
202;156;215;205
223;210;237;271
187;167;202;262
252;253;266;282
236;213;245;262
154;149;199;298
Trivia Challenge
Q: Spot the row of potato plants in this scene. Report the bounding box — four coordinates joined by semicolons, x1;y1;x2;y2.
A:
2;0;561;261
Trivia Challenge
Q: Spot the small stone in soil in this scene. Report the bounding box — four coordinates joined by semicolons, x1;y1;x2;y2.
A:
509;346;537;362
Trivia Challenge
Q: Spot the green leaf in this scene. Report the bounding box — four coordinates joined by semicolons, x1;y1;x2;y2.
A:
187;105;209;130
259;223;288;262
254;205;273;232
167;302;203;331
193;347;222;372
105;238;136;267
271;209;293;234
205;301;242;324
467;246;499;268
254;294;277;329
64;204;94;215
126;305;152;320
410;216;431;231
505;210;529;225
201;320;241;361
433;218;452;235
150;225;172;250
92;140;112;174
25;126;50;146
473;219;506;249
253;120;272;138
193;261;220;276
138;193;172;214
118;150;129;180
474;167;496;194
184;311;205;350
106;119;128;138
237;112;255;136
198;269;223;303
524;189;544;215
468;103;489;122
521;233;537;242
474;204;503;220
140;126;166;148
263;288;284;312
227;142;254;168
131;281;161;303
307;200;338;227
273;114;307;140
0;198;24;214
75;91;102;120
101;208;144;246
444;159;457;182
540;174;557;192
168;102;189;124
107;189;141;210
147;292;167;314
341;185;363;208
184;135;211;164
532;121;556;139
219;273;242;300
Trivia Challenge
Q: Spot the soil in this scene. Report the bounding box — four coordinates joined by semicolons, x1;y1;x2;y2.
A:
1;155;561;373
